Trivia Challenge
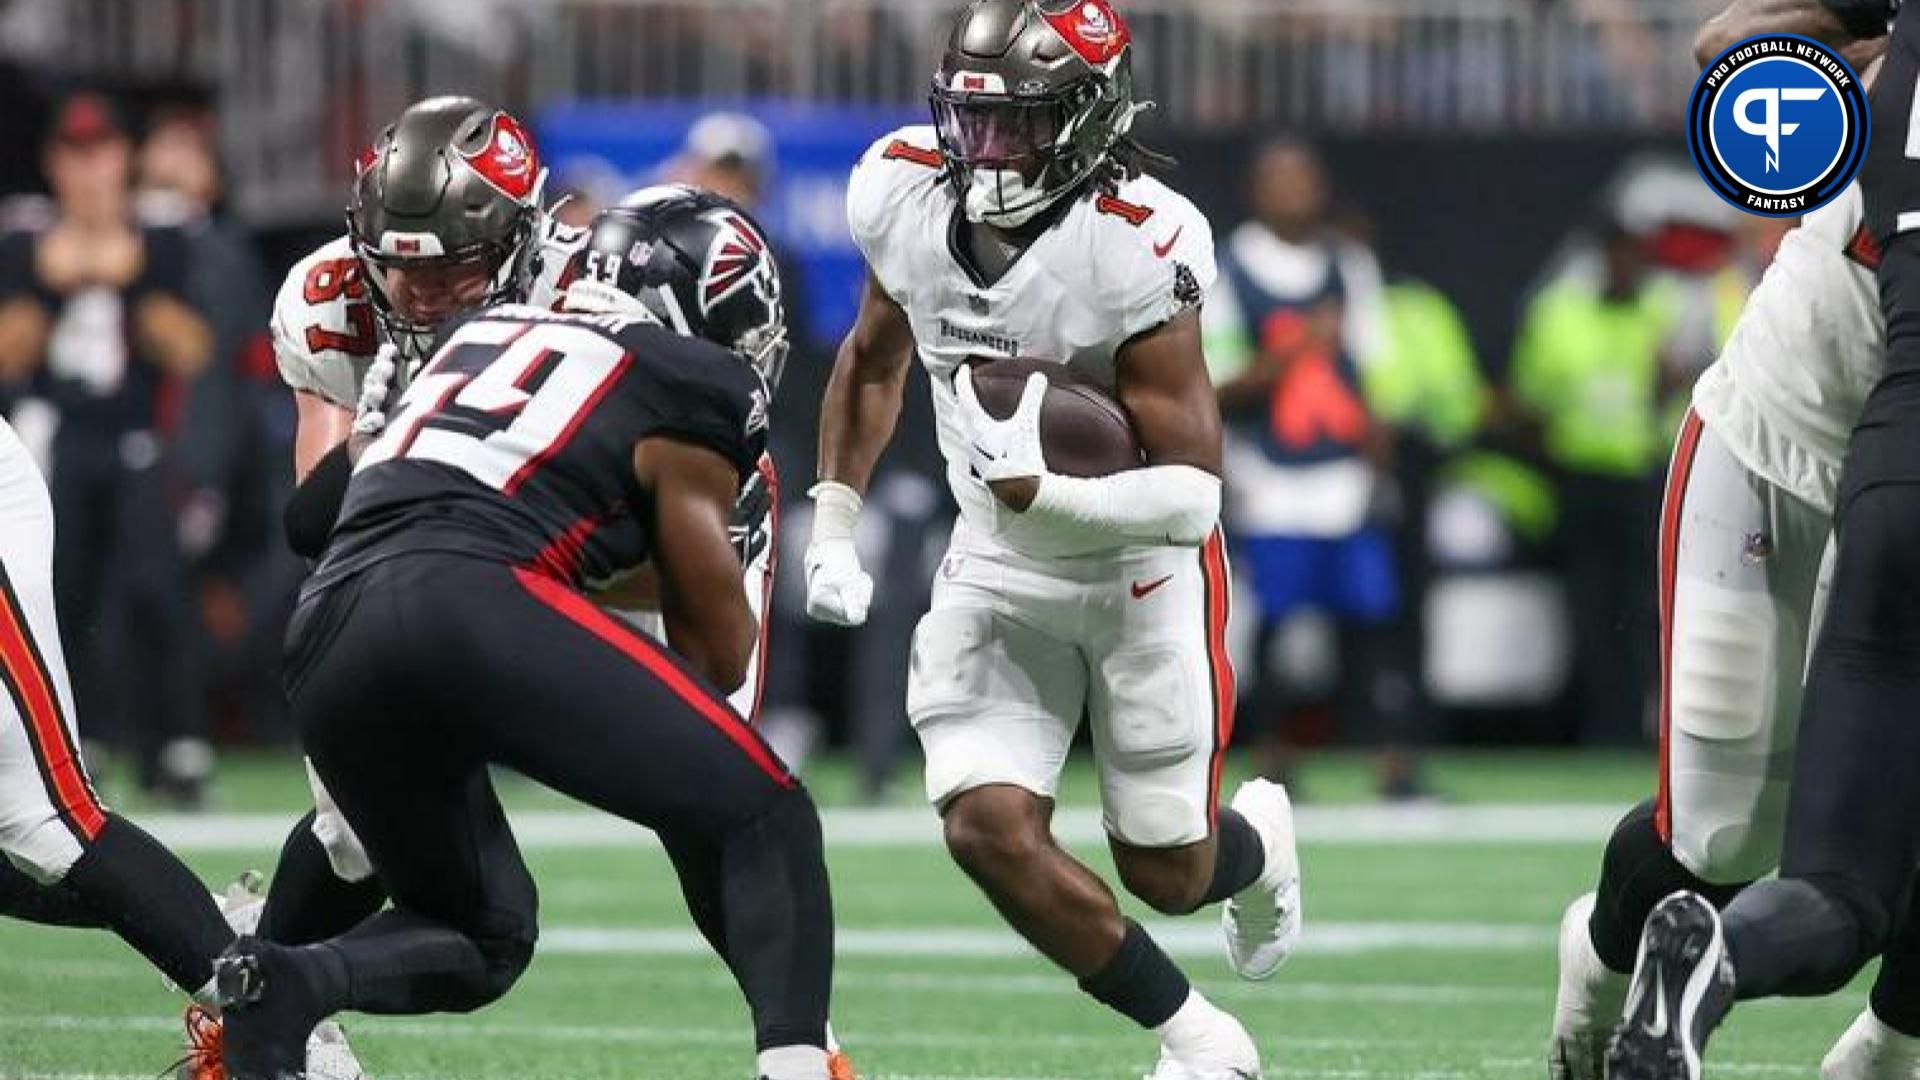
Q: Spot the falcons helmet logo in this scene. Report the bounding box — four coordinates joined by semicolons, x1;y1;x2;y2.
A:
699;210;779;314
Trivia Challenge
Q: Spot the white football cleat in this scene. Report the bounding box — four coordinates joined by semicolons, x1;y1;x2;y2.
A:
1548;892;1627;1080
1146;996;1262;1080
217;870;267;937
1824;1009;1920;1080
307;1018;370;1080
1221;778;1302;980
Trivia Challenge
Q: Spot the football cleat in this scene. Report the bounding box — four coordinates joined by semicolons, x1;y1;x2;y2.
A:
1548;892;1629;1080
217;871;267;937
1823;1008;1920;1080
1221;778;1303;980
1146;998;1262;1080
1606;891;1735;1080
305;1019;369;1080
172;1003;224;1080
826;1048;859;1080
1142;1046;1262;1080
216;937;324;1080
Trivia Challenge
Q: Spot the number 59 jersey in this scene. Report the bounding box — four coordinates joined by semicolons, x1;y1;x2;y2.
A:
314;304;770;593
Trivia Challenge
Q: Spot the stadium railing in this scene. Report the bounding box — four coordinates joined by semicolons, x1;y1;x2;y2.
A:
23;0;1700;223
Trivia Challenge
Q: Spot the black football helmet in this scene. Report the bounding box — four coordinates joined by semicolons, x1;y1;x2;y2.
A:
347;96;547;357
564;184;789;391
930;0;1147;227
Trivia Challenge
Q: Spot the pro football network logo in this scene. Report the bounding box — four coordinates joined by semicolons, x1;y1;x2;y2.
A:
1687;34;1868;217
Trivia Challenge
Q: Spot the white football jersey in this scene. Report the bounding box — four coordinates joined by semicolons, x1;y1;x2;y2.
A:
271;218;586;410
1690;182;1884;512
847;125;1216;558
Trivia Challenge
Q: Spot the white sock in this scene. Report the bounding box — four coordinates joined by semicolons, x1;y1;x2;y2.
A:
825;1021;841;1053
1155;989;1221;1054
757;1043;829;1080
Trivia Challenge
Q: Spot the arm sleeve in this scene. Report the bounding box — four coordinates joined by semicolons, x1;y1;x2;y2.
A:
283;441;351;558
1026;463;1221;546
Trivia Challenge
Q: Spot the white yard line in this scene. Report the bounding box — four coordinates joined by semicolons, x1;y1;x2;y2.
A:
538;920;1555;960
136;804;1623;852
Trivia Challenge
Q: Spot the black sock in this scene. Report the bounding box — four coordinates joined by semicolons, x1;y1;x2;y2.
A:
1588;798;1747;974
1078;919;1191;1029
1199;808;1265;906
0;856;104;927
714;786;834;1052
62;814;236;993
258;811;388;945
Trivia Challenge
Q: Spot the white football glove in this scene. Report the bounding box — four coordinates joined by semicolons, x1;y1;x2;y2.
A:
802;480;874;627
351;344;402;439
953;365;1049;484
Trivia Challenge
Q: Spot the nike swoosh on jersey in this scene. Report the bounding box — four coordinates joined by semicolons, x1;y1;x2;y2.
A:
1153;226;1184;259
1131;574;1174;599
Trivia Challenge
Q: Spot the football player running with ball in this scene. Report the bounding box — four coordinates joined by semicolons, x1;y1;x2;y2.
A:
804;2;1300;1076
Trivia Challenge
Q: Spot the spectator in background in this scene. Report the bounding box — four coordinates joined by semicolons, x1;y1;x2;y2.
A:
1361;257;1491;792
1205;138;1417;799
0;94;215;804
1509;219;1679;746
137;96;298;748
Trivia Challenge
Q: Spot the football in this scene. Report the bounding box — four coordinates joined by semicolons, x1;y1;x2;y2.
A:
964;356;1145;477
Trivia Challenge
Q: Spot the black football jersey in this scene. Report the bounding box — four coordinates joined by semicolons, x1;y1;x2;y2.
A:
313;304;768;591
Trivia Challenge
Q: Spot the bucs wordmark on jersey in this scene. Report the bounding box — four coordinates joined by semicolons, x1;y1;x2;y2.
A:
312;304;769;594
848;125;1215;558
270;220;586;409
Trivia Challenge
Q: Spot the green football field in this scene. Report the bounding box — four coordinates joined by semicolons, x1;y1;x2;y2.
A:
0;750;1869;1079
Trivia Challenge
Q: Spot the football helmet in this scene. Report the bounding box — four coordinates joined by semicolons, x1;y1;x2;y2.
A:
347;95;547;357
930;0;1146;228
564;184;790;391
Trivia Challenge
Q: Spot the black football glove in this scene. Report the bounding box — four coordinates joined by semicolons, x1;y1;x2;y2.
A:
729;467;774;567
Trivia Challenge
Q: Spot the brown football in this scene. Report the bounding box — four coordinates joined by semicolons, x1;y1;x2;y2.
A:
964;356;1144;478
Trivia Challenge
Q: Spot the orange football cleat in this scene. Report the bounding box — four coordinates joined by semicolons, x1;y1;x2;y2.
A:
172;1003;225;1080
827;1048;860;1080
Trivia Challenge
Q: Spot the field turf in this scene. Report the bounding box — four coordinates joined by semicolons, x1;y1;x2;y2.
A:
0;750;1868;1079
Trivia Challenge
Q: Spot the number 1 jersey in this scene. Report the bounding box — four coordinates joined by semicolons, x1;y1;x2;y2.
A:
313;304;770;592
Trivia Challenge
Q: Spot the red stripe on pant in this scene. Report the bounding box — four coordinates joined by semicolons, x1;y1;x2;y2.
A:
0;572;105;841
747;453;779;725
511;566;795;788
1655;410;1706;845
1200;529;1236;825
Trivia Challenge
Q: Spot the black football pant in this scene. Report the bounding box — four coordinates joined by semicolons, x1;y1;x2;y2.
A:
285;554;832;1050
1723;482;1920;1002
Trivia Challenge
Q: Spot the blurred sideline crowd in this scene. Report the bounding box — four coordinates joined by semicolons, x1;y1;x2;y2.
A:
0;86;1782;807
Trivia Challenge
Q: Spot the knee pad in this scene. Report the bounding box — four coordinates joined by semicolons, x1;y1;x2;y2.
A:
1666;578;1797;884
1669;576;1783;745
0;813;83;885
